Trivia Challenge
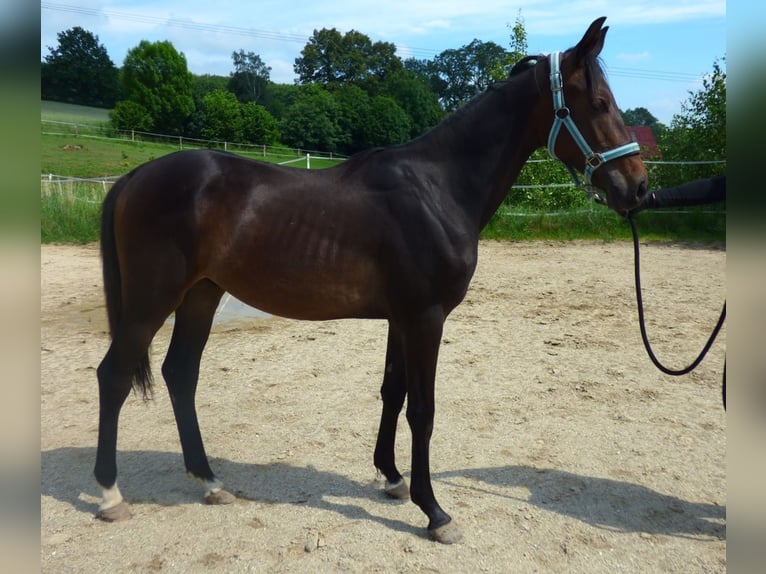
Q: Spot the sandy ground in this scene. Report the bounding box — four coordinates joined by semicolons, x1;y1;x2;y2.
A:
41;240;726;573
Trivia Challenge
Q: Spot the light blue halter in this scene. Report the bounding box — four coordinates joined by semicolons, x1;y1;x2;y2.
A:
546;51;640;189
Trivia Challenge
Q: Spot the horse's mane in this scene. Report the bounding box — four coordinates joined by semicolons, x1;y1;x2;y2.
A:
509;55;542;77
509;51;606;98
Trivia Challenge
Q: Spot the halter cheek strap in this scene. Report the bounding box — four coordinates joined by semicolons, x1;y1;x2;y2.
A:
546;51;640;188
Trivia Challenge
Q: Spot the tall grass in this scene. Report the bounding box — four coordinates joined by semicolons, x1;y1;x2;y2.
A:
41;179;106;244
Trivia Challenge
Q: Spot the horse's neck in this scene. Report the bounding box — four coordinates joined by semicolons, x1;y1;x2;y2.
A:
414;80;543;231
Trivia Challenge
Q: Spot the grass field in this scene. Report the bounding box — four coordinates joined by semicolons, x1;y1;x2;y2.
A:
41;100;344;177
41;101;725;245
41;100;111;124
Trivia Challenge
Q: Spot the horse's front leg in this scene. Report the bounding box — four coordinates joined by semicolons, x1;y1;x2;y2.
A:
402;308;462;544
373;323;409;499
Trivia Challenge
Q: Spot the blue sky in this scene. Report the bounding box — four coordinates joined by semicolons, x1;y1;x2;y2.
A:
41;1;726;125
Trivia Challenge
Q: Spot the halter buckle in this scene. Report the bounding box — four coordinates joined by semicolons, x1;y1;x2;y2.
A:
585;154;603;170
550;71;563;92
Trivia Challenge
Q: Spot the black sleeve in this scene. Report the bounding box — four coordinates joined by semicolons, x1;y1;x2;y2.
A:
638;175;726;210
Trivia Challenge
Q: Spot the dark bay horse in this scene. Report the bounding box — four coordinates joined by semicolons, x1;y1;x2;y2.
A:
94;17;647;543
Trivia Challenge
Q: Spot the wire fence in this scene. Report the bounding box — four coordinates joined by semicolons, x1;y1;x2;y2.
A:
40;152;322;204
41;119;347;163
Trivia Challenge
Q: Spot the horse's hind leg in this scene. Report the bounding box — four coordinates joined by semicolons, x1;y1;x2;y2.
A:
95;319;165;522
160;280;234;504
373;323;410;499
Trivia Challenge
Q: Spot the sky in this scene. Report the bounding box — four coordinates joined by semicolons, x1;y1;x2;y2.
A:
40;1;726;125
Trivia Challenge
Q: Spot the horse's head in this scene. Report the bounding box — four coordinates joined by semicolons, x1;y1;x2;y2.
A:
543;17;648;214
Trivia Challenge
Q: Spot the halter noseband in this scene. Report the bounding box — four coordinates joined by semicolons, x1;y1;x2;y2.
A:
546;51;640;189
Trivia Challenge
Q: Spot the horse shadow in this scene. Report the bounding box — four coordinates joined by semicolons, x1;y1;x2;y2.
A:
41;447;421;536
435;465;725;540
41;448;724;540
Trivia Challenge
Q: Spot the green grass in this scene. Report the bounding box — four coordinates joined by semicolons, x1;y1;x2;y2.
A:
42;100;344;177
42;134;171;177
41;180;105;244
41;100;110;124
42;132;344;177
481;205;725;243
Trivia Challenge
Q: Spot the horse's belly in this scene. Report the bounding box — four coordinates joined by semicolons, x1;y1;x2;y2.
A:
215;260;387;321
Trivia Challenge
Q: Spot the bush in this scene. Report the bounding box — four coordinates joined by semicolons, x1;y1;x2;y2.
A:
109;101;152;132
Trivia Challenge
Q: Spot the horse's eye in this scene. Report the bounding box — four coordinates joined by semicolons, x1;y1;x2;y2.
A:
594;98;609;112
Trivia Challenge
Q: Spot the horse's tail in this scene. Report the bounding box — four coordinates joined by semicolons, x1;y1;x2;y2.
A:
100;174;153;398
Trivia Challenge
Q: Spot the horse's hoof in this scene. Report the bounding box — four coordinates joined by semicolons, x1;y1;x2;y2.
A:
96;501;132;522
384;478;410;500
205;489;236;505
428;521;462;544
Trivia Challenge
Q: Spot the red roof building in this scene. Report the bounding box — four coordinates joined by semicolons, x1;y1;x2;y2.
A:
626;125;661;158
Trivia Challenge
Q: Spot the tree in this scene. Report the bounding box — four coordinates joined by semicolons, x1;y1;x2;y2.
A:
657;57;726;185
430;39;508;110
489;10;529;82
41;27;119;107
379;69;443;138
404;57;447;106
184;74;230;138
506;11;528;65
109;100;153;132
334;84;372;153
359;96;411;148
622;107;659;127
201;89;244;142
228;50;271;104
119;40;195;135
279;85;342;151
191;74;229;106
294;28;402;91
241;102;280;145
262;83;301;121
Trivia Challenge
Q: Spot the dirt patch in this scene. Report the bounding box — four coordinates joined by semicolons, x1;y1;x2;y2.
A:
41;240;726;573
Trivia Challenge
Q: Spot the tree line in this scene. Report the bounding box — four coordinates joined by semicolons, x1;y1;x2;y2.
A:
41;21;725;178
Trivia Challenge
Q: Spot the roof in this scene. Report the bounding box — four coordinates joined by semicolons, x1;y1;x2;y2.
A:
625;125;661;158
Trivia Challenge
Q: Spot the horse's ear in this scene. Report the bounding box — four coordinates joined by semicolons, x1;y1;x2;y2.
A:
574;17;608;63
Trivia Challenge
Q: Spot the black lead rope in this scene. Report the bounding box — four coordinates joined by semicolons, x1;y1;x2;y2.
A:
628;214;726;376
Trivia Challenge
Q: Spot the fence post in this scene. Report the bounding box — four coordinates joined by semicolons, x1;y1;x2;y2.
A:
307;153;311;170
179;136;183;150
